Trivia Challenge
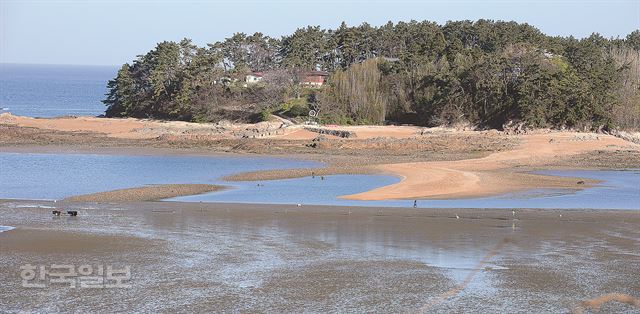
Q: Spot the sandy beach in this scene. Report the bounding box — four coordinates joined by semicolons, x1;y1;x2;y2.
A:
2;114;639;202
1;199;638;312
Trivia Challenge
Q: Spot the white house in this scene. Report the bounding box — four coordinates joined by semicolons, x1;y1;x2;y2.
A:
245;72;264;84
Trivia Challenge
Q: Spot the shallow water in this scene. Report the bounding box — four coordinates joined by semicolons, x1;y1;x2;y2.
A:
0;152;319;200
174;169;640;210
1;152;638;209
0;225;15;232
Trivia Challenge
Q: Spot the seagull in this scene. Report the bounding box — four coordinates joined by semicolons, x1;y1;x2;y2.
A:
456;215;460;219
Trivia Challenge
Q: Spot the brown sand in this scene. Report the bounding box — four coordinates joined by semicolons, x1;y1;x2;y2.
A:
0;113;462;141
1;228;153;254
0;113;292;140
62;184;224;202
344;132;638;200
0;114;150;138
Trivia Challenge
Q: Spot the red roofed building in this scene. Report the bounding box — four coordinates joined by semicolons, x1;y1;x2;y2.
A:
245;72;264;84
301;70;329;87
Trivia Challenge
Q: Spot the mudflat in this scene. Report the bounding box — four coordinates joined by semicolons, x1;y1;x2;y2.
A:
0;200;638;312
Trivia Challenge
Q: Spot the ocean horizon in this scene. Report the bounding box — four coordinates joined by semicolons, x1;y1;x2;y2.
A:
0;63;118;118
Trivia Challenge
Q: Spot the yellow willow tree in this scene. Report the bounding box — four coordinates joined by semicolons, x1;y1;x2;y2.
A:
609;46;640;130
321;58;387;124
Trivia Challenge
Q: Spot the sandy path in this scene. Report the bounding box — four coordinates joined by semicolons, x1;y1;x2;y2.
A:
344;132;639;200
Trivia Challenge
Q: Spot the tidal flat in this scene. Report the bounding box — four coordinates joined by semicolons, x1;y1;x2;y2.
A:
1;200;638;312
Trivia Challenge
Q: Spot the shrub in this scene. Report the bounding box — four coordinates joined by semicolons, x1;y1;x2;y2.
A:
259;109;272;121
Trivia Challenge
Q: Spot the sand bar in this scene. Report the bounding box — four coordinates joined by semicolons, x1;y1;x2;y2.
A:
343;132;638;200
62;184;224;202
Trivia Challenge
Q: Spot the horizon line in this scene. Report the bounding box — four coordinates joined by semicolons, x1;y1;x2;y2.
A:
0;62;120;68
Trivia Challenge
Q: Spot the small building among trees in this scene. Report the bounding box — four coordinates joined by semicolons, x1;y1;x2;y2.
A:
245;72;264;84
300;70;329;87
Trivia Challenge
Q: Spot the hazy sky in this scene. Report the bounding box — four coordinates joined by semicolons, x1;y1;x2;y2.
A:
1;0;639;66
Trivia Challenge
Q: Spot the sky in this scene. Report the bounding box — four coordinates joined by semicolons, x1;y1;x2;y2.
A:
1;0;639;66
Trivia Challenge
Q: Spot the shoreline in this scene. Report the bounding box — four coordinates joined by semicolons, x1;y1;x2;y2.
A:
2;197;637;212
3;198;640;216
2;115;639;202
1;143;636;171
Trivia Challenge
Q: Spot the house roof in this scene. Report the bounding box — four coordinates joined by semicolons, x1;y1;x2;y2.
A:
304;70;329;76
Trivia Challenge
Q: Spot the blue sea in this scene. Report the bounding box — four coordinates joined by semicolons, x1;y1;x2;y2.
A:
0;63;117;117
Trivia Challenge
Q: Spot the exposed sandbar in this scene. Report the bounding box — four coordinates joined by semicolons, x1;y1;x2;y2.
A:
63;184;224;202
344;132;637;200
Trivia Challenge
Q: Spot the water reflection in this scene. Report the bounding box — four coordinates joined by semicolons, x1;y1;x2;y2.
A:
1;152;638;209
175;170;640;210
0;152;320;200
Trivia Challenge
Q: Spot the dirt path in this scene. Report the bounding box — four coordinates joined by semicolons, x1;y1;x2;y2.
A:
344;132;639;200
